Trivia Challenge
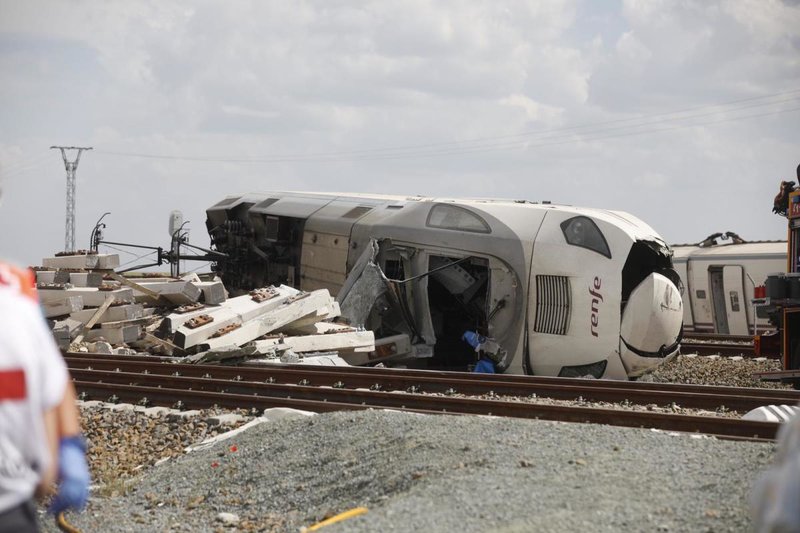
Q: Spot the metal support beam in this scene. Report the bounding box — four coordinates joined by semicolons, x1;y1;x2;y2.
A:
51;146;92;253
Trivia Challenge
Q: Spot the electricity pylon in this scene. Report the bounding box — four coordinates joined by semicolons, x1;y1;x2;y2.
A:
51;146;92;253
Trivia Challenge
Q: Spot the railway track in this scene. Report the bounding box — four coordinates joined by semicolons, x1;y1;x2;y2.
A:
66;353;797;442
681;333;762;357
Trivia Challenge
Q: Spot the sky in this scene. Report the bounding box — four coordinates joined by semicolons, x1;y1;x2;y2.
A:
0;0;798;271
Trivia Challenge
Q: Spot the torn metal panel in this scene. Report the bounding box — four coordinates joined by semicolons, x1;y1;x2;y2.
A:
337;239;390;328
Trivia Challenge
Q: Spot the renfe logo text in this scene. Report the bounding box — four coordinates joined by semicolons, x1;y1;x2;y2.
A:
589;276;603;337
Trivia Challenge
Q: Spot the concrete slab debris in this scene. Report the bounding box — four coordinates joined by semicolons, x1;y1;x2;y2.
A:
42;253;120;270
69;272;104;287
42;296;84;319
132;280;202;305
52;318;84;349
252;329;374;355
195;281;227;305
38;287;134;307
85;325;142;345
35;249;377;368
69;303;144;324
173;285;300;349
199;289;337;352
36;271;56;285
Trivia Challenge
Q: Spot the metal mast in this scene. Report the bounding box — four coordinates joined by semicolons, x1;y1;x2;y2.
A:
51;146;92;253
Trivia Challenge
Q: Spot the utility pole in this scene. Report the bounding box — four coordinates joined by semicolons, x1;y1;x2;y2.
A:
51;146;92;253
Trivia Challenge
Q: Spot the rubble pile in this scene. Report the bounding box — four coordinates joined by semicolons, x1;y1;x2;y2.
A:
36;252;375;366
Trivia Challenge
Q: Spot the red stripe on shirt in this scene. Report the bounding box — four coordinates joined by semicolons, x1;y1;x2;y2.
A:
0;369;26;400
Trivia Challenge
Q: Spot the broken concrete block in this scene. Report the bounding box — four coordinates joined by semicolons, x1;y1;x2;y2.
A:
174;285;300;349
35;270;56;284
42;253;120;270
38;287;134;307
131;280;202;305
163;305;213;333
89;341;113;354
52;318;83;349
173;308;240;349
200;290;336;351
42;296;84;318
70;303;144;324
53;271;71;284
253;329;374;355
195;281;226;305
277;301;341;332
69;272;103;287
281;321;355;336
85;325;141;345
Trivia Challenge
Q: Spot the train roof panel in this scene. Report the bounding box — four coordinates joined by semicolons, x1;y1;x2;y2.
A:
671;241;787;259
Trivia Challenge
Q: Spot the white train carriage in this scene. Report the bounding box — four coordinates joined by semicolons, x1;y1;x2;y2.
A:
672;234;786;335
206;192;683;379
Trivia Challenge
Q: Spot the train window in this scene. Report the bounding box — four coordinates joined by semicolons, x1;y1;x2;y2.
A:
729;291;740;312
560;216;611;258
426;204;491;234
696;290;706;299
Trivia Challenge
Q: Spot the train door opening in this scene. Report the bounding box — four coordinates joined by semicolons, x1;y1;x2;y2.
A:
709;267;730;334
722;265;749;334
425;255;490;370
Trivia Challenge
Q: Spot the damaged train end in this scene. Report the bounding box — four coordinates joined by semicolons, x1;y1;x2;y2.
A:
205;192;682;379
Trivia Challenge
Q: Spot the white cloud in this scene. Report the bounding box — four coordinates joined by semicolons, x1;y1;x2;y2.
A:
0;0;797;265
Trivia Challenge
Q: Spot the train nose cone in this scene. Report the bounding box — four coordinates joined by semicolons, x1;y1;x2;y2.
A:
619;272;682;376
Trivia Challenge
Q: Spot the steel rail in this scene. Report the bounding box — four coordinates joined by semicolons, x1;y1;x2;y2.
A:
72;376;778;441
683;333;755;343
65;354;800;406
680;342;758;357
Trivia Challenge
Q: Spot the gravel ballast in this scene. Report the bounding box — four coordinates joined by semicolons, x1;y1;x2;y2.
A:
41;409;774;533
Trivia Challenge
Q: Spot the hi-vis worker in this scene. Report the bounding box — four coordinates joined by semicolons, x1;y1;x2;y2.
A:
0;262;90;532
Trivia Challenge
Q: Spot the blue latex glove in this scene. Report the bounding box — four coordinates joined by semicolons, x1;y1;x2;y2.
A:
49;435;90;514
462;331;486;350
473;358;496;373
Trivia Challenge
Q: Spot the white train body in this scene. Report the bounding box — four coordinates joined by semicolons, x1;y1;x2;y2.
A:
672;239;786;335
206;192;683;379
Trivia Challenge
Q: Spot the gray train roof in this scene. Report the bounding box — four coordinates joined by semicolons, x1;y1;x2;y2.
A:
207;191;666;245
671;241;787;260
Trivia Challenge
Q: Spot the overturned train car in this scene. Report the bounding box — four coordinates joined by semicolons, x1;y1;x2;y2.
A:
672;234;786;335
206;192;683;379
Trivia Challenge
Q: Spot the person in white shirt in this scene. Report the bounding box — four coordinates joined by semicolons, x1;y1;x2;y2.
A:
0;262;89;532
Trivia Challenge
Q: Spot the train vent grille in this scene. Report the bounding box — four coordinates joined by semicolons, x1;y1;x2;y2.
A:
534;275;571;335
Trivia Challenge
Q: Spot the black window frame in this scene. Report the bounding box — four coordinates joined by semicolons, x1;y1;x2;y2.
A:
560;215;612;259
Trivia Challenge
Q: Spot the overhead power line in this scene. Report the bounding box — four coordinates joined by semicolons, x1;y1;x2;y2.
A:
93;88;800;164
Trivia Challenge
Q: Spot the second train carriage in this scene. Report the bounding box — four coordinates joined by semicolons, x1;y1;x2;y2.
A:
672;233;786;335
206;192;683;379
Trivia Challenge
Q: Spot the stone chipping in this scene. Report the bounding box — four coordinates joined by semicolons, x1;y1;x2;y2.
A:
643;353;789;388
35;354;791;532
40;409;774;533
